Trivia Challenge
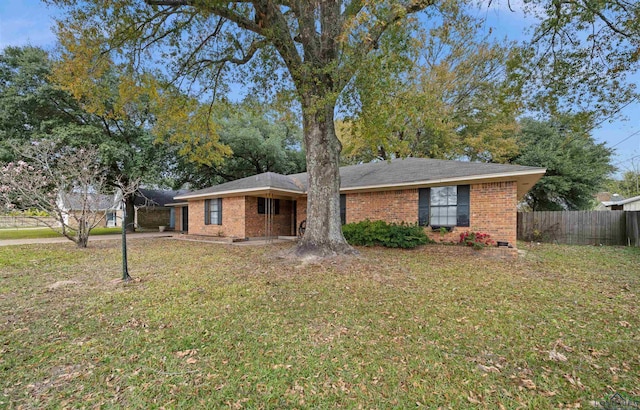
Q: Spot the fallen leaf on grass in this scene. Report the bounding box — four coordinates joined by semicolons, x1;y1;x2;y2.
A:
520;379;536;390
477;364;500;373
186;357;198;364
618;321;631;328
175;349;198;358
548;349;568;362
467;391;482;404
563;374;584;389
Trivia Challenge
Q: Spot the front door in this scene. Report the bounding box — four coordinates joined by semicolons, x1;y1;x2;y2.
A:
182;207;189;232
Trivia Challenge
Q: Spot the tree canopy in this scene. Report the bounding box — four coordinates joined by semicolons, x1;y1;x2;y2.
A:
176;100;305;189
338;11;521;164
512;0;640;121
511;117;615;211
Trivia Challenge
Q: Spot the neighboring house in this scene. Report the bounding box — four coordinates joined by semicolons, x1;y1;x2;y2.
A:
600;194;640;211
595;192;625;210
172;158;546;247
133;188;187;230
57;191;123;228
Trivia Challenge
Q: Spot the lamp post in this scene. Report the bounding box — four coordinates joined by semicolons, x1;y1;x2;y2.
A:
121;198;131;281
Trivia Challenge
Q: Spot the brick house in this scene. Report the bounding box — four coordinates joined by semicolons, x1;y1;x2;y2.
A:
172;158;545;247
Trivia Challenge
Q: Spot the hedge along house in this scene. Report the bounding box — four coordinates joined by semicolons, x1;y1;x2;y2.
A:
172;158;546;246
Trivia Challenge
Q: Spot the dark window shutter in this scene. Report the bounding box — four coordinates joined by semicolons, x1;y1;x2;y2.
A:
340;194;346;225
274;199;280;215
217;198;223;225
258;197;265;214
457;185;470;227
204;199;211;225
418;188;430;226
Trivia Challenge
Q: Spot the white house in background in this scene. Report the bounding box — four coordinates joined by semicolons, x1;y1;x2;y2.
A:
600;194;640;211
57;191;123;228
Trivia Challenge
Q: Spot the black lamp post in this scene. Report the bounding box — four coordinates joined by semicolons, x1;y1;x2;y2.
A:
121;198;131;281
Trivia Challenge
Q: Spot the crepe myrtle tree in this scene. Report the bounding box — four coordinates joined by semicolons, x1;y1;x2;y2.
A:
49;0;445;257
0;141;136;248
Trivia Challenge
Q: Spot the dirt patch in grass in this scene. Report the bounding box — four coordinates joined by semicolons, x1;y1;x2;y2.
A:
0;239;638;408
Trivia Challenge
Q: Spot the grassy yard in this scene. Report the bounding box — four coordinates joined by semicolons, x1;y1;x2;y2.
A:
0;227;121;240
0;240;638;408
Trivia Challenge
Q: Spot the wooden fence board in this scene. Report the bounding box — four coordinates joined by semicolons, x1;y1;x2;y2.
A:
517;211;631;246
627;211;640;247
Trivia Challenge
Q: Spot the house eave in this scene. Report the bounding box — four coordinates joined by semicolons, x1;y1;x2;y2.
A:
174;186;305;201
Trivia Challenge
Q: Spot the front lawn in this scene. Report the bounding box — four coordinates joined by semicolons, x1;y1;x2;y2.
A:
0;227;121;240
0;240;638;408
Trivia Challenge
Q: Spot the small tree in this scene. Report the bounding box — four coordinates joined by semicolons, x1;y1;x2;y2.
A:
0;141;124;247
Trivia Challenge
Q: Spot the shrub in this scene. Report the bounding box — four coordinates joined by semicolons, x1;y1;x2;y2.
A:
459;231;495;249
342;220;432;249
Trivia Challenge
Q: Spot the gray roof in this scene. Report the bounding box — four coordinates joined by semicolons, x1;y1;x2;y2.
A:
604;194;640;207
175;158;546;200
61;193;118;211
289;157;544;189
134;188;187;207
176;172;306;199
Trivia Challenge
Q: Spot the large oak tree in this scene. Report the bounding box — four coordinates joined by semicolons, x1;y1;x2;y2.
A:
49;0;442;257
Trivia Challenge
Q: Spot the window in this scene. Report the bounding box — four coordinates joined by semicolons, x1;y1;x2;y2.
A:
106;211;116;227
431;186;457;226
258;197;280;215
340;194;346;225
205;198;222;225
418;185;470;227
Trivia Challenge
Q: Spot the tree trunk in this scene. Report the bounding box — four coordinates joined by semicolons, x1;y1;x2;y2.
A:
296;100;356;258
125;196;135;232
76;234;89;248
76;217;89;248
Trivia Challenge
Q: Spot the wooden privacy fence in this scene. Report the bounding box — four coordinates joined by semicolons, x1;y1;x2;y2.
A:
517;211;640;246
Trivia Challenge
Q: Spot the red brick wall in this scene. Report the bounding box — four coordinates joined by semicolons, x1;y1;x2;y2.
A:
296;198;307;223
469;181;517;246
346;190;419;224
245;197;294;237
174;206;185;232
187;197;246;238
342;182;518;247
180;181;518;245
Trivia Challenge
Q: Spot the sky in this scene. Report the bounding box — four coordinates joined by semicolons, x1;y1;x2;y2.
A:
1;0;639;178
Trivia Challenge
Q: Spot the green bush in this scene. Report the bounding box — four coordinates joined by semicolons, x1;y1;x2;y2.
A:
342;220;432;249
